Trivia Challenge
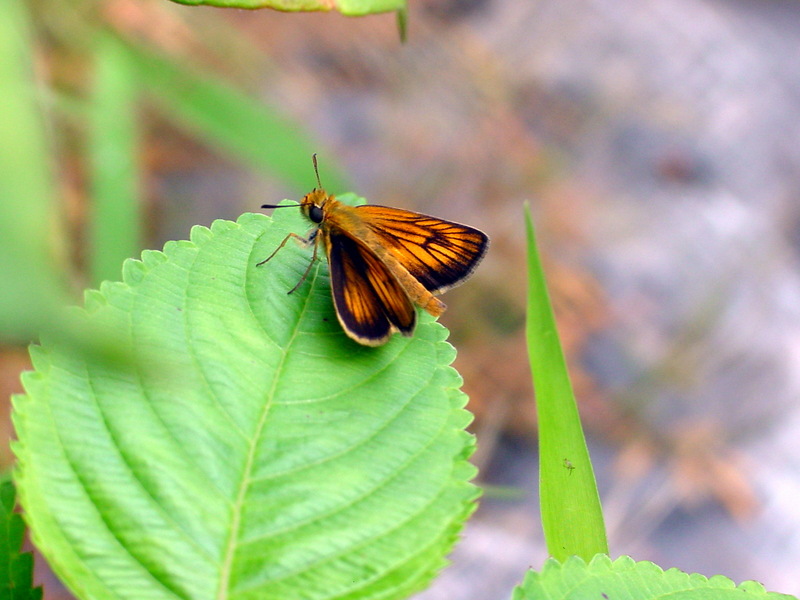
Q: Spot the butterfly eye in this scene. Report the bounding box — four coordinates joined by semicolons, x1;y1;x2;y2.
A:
308;204;324;224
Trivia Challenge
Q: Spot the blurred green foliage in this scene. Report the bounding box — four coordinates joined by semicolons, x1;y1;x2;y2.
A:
1;0;349;346
0;0;69;344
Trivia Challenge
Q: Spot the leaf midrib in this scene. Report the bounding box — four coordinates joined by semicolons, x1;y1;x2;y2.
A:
231;379;461;597
215;265;321;600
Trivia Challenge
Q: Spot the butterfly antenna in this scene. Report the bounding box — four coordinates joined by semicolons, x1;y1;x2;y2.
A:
262;153;322;209
312;153;323;189
261;202;301;209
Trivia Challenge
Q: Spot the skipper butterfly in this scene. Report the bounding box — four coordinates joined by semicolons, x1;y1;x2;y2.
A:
259;157;488;346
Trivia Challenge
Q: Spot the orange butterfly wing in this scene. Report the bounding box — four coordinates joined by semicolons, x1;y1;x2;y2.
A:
355;205;489;294
325;227;416;346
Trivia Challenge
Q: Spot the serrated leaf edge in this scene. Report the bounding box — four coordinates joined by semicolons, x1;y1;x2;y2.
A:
516;555;793;598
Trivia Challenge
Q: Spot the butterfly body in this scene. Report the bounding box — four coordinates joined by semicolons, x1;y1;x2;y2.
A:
261;165;488;346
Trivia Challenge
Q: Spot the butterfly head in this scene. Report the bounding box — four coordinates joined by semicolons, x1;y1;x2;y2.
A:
300;188;330;225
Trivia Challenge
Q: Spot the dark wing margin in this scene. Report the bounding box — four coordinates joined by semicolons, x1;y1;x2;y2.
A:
326;229;416;346
356;205;489;294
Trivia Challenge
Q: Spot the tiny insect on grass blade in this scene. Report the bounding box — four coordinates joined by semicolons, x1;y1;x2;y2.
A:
259;156;489;346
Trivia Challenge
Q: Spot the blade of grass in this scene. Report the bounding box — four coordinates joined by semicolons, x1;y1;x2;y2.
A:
89;34;142;285
524;203;608;561
396;6;408;42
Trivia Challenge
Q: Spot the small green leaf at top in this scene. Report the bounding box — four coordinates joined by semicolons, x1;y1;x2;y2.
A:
512;555;797;600
13;204;477;600
167;0;404;16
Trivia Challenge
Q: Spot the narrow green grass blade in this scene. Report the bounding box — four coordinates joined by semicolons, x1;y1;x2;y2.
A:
167;0;404;16
524;203;608;560
118;39;349;193
396;6;408;42
88;34;142;285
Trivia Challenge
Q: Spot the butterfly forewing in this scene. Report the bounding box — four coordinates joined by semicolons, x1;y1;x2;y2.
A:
356;205;489;294
325;228;417;346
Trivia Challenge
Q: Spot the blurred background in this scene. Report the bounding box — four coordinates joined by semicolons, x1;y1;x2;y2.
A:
4;0;800;597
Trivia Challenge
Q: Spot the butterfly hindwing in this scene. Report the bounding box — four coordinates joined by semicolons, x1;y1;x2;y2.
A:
355;205;488;294
325;228;416;345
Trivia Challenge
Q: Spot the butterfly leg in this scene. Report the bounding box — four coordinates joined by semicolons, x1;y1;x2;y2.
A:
256;232;310;266
287;233;320;294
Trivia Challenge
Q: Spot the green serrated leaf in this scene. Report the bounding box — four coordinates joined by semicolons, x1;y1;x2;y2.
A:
13;204;477;600
512;555;797;600
0;475;43;600
166;0;404;16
